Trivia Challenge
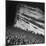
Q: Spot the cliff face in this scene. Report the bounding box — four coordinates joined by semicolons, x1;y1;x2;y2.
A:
14;4;45;36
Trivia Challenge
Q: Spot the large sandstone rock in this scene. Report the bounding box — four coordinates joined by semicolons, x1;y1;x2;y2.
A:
14;4;45;35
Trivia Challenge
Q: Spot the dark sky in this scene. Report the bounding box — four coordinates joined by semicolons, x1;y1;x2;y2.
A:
6;1;45;26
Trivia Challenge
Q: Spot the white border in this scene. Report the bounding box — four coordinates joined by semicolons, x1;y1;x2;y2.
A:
0;0;46;46
7;0;45;2
0;0;5;46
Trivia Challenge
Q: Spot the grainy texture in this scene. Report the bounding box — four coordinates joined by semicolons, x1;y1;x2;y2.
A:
6;1;45;46
6;27;44;45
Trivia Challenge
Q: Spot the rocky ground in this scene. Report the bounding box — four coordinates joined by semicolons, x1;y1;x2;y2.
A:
6;26;45;46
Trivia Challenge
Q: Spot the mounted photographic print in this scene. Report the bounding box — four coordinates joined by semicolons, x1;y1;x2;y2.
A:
6;1;45;46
